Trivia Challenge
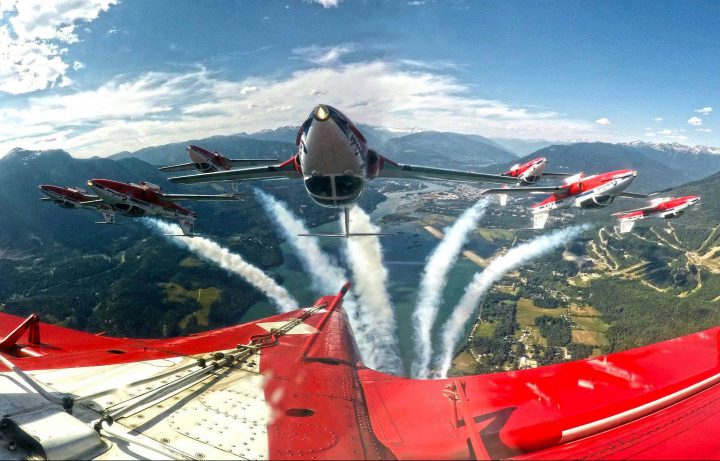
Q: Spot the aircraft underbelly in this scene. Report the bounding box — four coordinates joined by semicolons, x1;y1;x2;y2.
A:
301;124;364;177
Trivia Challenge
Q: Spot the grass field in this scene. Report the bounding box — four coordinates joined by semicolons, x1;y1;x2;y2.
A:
572;330;609;347
452;350;477;374
163;283;221;329
476;228;515;242
516;297;565;326
179;256;203;268
473;321;497;338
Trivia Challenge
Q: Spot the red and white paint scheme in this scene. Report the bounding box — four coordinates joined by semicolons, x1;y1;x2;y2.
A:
159;144;279;174
613;195;701;233
39;184;117;224
3;283;720;460
497;157;571;205
484;170;646;229
501;157;570;185
41;179;238;236
169;104;527;237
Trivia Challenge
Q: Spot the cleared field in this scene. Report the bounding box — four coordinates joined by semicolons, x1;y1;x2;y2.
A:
163;283;221;329
473;322;497;338
477;228;515;242
516;297;565;326
572;316;608;332
179;256;203;268
569;304;601;317
568;275;591;288
572;329;609;347
452;350;477;374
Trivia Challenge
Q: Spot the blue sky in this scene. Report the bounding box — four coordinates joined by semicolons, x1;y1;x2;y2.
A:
1;0;719;157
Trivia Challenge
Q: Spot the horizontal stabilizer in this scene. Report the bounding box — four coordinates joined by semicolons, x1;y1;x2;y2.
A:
297;232;397;238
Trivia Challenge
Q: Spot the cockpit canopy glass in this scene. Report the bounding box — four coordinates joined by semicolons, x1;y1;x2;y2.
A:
305;176;333;197
335;175;363;196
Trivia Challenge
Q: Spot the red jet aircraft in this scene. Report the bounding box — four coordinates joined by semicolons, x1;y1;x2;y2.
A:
483;170;647;229
2;283;720;459
158;144;278;174
497;157;571;205
41;180;239;236
613;195;701;233
168;104;563;237
39;185;117;224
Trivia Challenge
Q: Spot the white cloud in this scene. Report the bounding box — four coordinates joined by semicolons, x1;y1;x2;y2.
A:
311;0;342;7
0;0;118;94
695;106;713;115
652;117;663;122
644;128;689;142
696;128;712;133
0;60;606;158
688;116;703;126
73;61;85;70
107;26;118;34
292;44;353;66
595;117;611;125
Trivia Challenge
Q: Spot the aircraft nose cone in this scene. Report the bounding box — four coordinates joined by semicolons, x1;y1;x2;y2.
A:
632;170;638;177
313;104;331;121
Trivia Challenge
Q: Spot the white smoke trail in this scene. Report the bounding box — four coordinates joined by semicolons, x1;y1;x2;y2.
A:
434;225;589;378
412;199;488;378
254;189;347;293
342;206;403;373
254;190;400;373
144;218;299;312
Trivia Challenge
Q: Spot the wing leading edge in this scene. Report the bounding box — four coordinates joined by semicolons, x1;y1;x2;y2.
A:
168;158;301;184
378;157;520;185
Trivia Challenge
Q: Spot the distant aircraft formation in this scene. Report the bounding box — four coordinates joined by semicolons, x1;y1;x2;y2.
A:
40;180;237;236
40;103;701;235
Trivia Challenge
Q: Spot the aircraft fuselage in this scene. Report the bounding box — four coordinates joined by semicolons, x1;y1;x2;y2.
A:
297;105;371;208
87;179;195;220
503;157;548;185
533;169;637;213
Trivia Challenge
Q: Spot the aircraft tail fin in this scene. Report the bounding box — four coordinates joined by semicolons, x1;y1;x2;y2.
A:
94;210;117;224
177;218;195;236
618;220;635;233
533;212;549;229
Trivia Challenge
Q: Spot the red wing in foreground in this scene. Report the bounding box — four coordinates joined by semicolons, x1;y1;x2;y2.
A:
2;285;720;459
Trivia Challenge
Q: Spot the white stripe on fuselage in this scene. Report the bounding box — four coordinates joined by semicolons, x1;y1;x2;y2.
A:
534;176;634;213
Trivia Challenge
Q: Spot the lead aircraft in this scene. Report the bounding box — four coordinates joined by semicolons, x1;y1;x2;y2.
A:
2;283;720;460
40;179;239;236
483;170;647;229
613;195;701;233
167;105;565;237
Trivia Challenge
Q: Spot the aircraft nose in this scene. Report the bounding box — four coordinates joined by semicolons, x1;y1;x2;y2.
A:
313;104;331;121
